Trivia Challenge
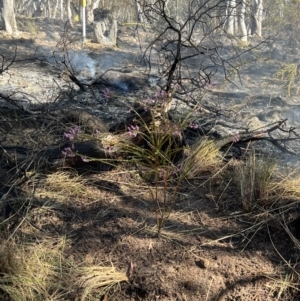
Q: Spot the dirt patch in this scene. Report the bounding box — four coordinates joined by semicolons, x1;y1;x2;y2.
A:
10;166;298;301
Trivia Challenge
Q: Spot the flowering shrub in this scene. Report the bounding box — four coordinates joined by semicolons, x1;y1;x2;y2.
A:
62;126;82;160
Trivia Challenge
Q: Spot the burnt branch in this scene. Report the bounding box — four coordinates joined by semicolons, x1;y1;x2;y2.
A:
0;46;17;76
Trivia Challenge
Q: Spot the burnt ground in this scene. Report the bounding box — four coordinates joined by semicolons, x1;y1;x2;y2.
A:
1;17;300;301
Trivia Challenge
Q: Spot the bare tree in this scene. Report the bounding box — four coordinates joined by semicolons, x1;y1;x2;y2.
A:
1;0;18;35
139;0;265;95
140;1;231;93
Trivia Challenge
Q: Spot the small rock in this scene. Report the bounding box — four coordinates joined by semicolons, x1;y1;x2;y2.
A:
195;257;210;269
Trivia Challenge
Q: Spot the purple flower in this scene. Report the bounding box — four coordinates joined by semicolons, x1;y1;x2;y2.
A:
189;122;199;129
205;80;216;89
159;169;167;179
64;132;74;140
172;125;181;136
232;132;240;143
185;92;191;103
103;87;113;99
159;163;182;179
144;97;155;104
156;90;167;100
81;155;88;162
61;147;75;157
154;90;169;106
64;126;81;141
170;82;179;90
171;163;181;175
70;125;81;135
127;125;139;137
93;129;101;137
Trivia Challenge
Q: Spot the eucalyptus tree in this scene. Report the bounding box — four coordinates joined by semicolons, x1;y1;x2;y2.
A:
1;0;18;35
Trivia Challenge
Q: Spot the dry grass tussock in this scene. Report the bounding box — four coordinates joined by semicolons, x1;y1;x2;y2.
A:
233;151;300;211
0;238;127;301
27;170;100;204
0;170;129;300
181;137;223;179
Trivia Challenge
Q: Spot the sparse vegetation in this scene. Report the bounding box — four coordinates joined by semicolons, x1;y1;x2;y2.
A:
2;0;300;300
273;63;300;97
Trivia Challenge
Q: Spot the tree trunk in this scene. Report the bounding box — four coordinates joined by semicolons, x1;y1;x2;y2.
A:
108;19;117;45
86;0;100;23
60;0;63;20
237;0;247;42
93;19;117;46
135;0;144;23
71;1;80;19
248;0;263;37
53;0;59;19
225;0;236;35
46;0;52;19
67;0;73;27
2;0;18;35
254;0;263;37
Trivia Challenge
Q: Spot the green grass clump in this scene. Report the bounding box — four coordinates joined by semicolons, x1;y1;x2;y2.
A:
25;19;37;35
273;63;300;96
